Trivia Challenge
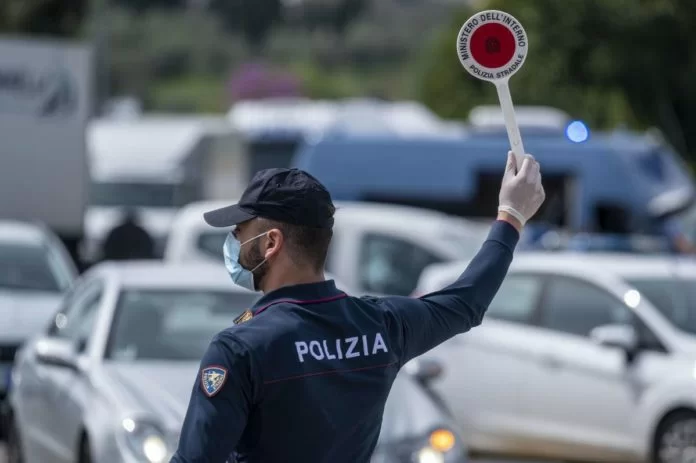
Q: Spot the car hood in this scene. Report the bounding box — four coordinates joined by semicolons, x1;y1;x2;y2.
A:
84;207;178;240
95;362;197;430
94;363;455;443
0;290;62;342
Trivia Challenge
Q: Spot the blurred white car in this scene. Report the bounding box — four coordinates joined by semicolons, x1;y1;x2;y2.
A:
164;200;490;296
412;252;696;463
6;261;468;463
0;220;78;398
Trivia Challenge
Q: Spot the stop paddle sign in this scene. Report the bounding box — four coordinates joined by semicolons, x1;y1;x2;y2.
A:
456;10;529;167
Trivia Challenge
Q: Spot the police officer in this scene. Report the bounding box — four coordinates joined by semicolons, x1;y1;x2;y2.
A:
171;151;545;463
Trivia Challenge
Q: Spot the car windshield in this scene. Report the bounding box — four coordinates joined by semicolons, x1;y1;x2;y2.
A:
0;242;67;292
90;181;199;208
624;277;696;335
197;231;227;262
106;288;260;361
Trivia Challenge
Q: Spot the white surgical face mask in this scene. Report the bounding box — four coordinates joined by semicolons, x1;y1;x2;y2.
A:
223;231;268;291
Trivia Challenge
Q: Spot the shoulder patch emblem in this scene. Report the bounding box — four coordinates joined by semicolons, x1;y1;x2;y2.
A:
234;310;253;325
201;366;227;397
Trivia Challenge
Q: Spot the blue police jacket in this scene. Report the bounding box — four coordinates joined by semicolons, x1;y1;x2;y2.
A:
171;220;519;463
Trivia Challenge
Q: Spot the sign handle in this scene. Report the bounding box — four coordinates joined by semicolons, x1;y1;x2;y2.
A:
494;80;525;169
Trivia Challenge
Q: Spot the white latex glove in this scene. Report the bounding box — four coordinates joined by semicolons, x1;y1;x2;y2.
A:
498;151;546;226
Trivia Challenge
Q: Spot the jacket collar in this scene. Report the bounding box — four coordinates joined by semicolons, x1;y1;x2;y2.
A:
251;279;345;315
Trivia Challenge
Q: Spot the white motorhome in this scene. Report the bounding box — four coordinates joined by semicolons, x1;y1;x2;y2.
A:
81;115;248;265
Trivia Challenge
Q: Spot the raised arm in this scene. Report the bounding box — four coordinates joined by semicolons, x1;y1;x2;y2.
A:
382;152;545;363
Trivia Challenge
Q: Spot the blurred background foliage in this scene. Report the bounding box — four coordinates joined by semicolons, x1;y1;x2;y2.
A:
1;0;696;160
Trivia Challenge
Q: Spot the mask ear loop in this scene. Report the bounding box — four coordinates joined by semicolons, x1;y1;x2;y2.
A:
240;230;269;247
243;231;271;272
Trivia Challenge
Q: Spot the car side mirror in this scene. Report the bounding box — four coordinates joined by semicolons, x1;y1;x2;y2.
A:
404;358;443;385
590;324;638;354
34;338;80;372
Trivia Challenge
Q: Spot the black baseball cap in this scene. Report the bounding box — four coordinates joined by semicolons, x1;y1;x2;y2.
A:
203;168;335;229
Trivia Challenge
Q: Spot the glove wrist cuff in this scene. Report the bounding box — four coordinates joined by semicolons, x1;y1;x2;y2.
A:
498;205;527;226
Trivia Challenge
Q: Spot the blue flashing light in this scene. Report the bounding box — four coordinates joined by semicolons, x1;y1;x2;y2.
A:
565;120;589;143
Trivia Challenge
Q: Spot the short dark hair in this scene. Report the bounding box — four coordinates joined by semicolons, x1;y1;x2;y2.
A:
261;213;334;271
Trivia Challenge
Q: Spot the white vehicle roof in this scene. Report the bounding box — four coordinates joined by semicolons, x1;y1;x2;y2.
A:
228;98;461;139
169;199;488;233
88;115;233;181
417;252;696;295
93;259;355;294
228;98;340;137
514;252;696;279
0;220;52;245
165;199;490;263
90;260;249;292
333;201;487;234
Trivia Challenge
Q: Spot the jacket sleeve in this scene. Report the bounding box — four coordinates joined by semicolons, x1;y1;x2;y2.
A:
170;333;256;463
380;220;519;364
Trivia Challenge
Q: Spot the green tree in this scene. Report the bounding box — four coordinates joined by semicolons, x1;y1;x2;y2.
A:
0;0;87;37
608;0;696;158
417;0;696;159
110;0;186;12
210;0;283;53
299;0;368;38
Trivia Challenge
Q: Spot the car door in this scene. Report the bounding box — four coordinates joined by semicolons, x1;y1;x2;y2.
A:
423;273;547;450
354;232;444;296
518;275;640;459
27;278;104;463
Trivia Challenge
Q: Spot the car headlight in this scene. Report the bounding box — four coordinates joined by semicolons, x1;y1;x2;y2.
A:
372;428;465;463
121;418;169;463
415;428;459;463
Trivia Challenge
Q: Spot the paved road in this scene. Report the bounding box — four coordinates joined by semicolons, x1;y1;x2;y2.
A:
0;444;550;463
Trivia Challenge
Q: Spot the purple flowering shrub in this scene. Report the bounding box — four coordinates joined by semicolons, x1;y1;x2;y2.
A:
228;62;303;101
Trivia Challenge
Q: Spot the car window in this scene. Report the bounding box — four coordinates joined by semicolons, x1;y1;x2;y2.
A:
50;280;103;350
0;242;64;292
106;289;260;361
196;231;227;262
486;274;543;324
359;233;443;296
625;277;696;336
540;277;633;337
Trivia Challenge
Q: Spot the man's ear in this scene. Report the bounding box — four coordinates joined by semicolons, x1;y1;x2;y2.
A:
264;228;284;259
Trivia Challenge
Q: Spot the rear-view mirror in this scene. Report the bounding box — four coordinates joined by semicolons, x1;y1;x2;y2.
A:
34;338;80;371
405;358;443;385
589;324;638;353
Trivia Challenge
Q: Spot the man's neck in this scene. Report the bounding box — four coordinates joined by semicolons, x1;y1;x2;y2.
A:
261;271;325;294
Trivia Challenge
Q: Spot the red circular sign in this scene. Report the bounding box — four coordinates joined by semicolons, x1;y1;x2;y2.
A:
469;23;516;69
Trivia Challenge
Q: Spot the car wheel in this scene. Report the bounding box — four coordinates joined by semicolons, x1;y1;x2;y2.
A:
6;418;24;463
78;434;92;463
655;410;696;463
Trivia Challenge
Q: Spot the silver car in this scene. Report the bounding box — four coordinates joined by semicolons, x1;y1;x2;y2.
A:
6;261;467;463
0;220;78;399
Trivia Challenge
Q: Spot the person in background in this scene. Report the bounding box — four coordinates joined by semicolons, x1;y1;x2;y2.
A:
101;208;155;261
661;214;696;254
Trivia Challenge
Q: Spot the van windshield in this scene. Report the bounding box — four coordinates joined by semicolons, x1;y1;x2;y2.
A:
90;181;198;208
